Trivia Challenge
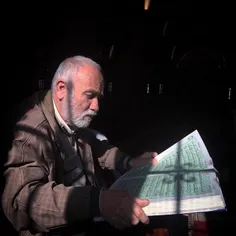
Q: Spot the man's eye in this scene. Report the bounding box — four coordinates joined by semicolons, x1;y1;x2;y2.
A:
86;93;94;99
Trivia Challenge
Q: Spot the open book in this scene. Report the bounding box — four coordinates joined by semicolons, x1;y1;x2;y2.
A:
110;130;226;216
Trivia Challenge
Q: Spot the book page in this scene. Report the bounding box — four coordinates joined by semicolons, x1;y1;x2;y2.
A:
110;130;226;214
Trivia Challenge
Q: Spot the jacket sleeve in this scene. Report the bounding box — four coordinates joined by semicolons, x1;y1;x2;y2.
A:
1;129;101;233
88;130;131;174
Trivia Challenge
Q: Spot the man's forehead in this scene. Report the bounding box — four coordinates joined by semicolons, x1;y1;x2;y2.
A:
75;69;104;92
76;73;103;86
76;65;103;80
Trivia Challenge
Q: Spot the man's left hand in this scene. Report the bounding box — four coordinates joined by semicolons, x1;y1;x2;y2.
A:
129;152;158;169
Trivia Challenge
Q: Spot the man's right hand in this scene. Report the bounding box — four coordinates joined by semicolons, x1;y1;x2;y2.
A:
99;189;150;229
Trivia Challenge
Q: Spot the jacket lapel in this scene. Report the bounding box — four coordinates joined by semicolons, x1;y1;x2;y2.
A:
39;90;66;184
77;137;96;186
39;90;96;186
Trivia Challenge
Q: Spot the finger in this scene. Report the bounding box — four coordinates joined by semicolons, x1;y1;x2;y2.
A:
145;152;155;159
130;213;140;225
144;152;158;159
147;152;158;158
152;158;158;165
135;198;150;207
152;152;158;158
144;157;158;165
133;202;150;224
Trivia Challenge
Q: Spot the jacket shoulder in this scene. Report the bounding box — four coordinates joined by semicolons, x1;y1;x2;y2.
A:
13;92;51;143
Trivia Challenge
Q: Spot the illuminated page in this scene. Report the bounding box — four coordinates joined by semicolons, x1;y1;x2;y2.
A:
110;130;226;215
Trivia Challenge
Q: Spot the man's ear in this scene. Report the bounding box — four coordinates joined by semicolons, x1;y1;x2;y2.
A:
56;80;66;100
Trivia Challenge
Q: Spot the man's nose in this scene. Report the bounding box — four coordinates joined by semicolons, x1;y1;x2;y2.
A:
90;98;99;112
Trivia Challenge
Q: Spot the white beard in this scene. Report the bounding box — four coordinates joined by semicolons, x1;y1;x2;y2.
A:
62;94;97;129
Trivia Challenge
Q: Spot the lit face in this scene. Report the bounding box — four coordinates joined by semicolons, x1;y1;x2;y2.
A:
57;64;104;129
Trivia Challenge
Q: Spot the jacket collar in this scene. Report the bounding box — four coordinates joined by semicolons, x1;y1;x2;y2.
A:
39;90;75;137
38;90;64;141
53;99;76;136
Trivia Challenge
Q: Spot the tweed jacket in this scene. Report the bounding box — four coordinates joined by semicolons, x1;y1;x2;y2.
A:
2;90;130;236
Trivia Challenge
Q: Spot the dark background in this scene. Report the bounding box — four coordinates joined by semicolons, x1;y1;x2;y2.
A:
3;1;236;235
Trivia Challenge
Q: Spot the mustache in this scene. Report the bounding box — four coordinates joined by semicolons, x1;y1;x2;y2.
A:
82;109;97;117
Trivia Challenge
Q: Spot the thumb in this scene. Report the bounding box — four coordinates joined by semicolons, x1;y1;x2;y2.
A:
135;198;150;207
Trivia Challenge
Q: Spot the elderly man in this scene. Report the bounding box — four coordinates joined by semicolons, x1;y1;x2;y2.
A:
2;56;157;236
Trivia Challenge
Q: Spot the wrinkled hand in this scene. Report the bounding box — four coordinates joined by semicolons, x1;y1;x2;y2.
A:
99;189;150;229
129;152;158;169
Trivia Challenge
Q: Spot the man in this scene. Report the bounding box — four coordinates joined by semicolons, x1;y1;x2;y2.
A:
2;56;157;236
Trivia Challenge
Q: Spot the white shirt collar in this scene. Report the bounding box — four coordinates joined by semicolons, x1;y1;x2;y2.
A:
53;100;75;135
